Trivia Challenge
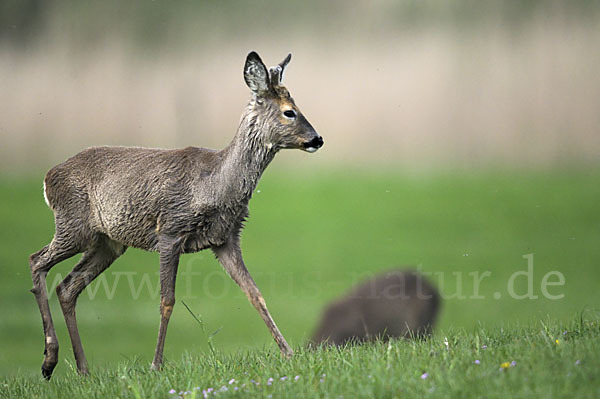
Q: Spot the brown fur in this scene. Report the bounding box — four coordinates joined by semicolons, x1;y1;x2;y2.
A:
29;52;323;379
310;269;440;346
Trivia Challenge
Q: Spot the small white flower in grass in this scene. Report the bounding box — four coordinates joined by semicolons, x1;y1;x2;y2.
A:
444;337;449;350
482;345;487;350
294;375;300;381
575;360;581;365
168;389;176;394
280;376;288;381
228;378;236;385
421;372;429;380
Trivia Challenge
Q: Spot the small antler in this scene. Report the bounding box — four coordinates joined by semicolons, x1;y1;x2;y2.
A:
269;66;282;87
278;53;292;72
269;53;292;87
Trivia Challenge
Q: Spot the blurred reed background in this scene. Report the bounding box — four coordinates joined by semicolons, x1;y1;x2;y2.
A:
1;0;599;174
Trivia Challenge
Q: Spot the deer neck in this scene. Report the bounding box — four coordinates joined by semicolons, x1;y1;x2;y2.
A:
216;108;277;203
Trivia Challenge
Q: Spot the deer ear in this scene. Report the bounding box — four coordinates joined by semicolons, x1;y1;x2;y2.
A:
244;51;270;95
278;53;292;82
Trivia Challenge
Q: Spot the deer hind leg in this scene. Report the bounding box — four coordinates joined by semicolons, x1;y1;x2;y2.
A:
56;235;126;376
213;239;293;358
151;236;181;371
29;238;81;380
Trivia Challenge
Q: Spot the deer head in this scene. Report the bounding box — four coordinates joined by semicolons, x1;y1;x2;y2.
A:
243;52;323;153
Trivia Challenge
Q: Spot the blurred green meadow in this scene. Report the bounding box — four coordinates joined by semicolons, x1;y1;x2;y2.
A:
1;167;599;377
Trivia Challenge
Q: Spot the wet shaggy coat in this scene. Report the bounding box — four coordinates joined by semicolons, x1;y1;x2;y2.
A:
45;144;254;254
43;90;317;254
310;269;440;346
29;51;322;379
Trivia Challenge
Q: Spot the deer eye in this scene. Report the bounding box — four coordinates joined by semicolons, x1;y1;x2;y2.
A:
283;110;297;119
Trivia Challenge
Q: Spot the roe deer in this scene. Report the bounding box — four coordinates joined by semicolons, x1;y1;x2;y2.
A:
29;51;323;379
310;269;440;346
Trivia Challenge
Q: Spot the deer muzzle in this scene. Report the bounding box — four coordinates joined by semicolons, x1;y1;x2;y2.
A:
303;135;324;153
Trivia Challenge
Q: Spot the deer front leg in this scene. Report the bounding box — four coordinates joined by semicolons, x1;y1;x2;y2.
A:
212;237;293;358
151;237;181;370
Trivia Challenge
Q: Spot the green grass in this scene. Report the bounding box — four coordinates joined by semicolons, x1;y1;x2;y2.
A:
1;317;599;398
1;168;599;396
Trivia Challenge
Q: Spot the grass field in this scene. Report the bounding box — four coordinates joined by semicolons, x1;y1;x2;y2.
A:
1;318;598;398
1;167;599;396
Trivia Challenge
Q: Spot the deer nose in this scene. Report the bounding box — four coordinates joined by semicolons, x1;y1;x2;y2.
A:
303;135;324;152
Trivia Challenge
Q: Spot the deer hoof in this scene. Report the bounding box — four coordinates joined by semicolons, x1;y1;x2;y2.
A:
282;347;294;359
41;364;55;380
150;362;162;372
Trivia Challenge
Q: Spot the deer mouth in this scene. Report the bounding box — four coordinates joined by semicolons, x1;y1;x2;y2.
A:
302;136;324;153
